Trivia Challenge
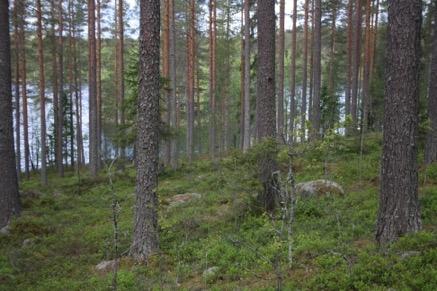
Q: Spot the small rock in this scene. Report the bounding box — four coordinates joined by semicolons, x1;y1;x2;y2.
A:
95;260;119;274
167;193;202;208
400;251;420;259
0;225;10;235
22;238;34;247
296;179;344;198
202;266;220;281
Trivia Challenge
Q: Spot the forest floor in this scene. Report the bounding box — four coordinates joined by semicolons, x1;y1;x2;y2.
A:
1;134;436;290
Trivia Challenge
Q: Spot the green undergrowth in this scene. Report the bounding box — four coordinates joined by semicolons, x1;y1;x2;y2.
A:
1;134;436;290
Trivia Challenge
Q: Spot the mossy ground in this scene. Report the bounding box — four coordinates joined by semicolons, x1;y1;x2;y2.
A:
1;134;436;290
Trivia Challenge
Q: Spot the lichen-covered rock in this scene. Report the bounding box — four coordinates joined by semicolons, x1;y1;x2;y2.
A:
167;193;202;208
202;266;220;282
296;180;344;198
95;260;118;274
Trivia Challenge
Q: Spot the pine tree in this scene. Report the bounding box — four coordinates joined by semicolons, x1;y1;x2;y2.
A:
131;0;160;262
0;0;21;229
376;0;422;245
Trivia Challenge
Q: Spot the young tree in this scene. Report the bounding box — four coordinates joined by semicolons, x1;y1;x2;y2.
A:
289;0;297;142
88;0;98;177
186;0;195;161
425;3;437;165
131;0;160;262
256;0;277;211
36;0;48;185
242;0;250;151
311;0;321;140
376;0;422;245
0;0;21;229
277;0;285;142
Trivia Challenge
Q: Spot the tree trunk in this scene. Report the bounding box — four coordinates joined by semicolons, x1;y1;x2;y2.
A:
345;0;353;133
131;0;160;262
242;0;251;151
18;0;30;178
301;0;309;142
13;3;20;179
277;0;285;142
208;0;217;158
186;0;195;162
88;0;98;176
425;2;437;164
351;0;362;133
308;0;314;124
169;0;177;168
256;0;277;212
239;6;245;150
327;0;337;98
362;0;372;132
67;0;75;167
376;0;422;245
162;0;170;165
222;0;231;152
36;0;48;186
290;0;297;143
96;0;102;162
0;0;20;229
117;0;125;158
57;0;65;174
311;0;321;140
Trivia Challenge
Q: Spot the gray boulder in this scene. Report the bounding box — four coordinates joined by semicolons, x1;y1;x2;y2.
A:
296;179;344;198
95;259;119;274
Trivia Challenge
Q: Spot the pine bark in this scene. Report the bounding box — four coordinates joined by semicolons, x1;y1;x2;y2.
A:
345;0;353;132
116;0;125;158
18;0;30;178
425;3;437;164
256;0;277;212
242;0;251;151
162;0;170;165
277;0;285;142
376;0;422;245
351;0;362;132
13;3;20;178
88;0;98;176
131;0;160;262
169;0;177;168
96;0;102;161
186;0;195;162
57;0;65;175
0;0;20;229
328;0;338;98
301;0;309;141
311;0;322;140
208;0;217;158
362;0;372;132
36;0;48;185
290;0;297;143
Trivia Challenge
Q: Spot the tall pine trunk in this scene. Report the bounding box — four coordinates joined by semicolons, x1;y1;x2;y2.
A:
289;0;297;143
131;0;160;262
88;0;98;176
425;2;437;164
311;0;321;140
256;0;277;212
169;0;177;168
277;0;285;142
36;0;48;185
376;0;422;245
351;0;362;133
0;0;20;229
208;0;217;158
301;0;309;142
186;0;195;162
242;0;251;151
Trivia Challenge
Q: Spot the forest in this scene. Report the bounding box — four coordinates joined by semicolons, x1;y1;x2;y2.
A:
0;0;436;289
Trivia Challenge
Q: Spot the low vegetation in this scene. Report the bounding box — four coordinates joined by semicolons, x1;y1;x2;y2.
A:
1;134;436;290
